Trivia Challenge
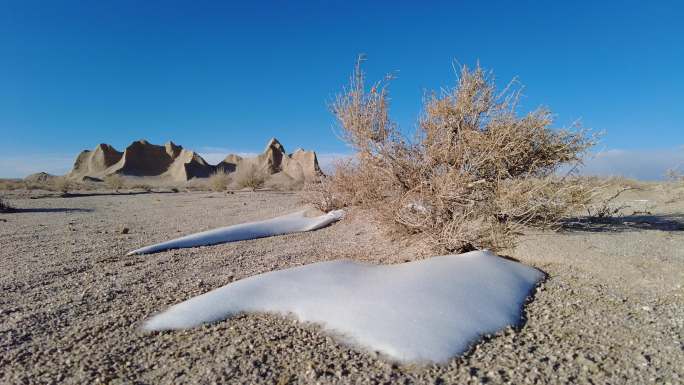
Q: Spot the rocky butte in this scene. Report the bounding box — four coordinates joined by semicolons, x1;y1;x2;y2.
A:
67;138;322;184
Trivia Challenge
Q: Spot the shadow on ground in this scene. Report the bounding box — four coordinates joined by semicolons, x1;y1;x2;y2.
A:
61;191;177;198
27;191;178;199
6;207;93;213
562;214;684;232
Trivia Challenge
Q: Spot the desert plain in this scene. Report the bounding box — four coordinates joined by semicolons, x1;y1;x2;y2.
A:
1;182;683;384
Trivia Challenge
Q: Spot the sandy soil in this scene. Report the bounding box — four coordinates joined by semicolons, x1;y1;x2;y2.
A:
1;185;683;384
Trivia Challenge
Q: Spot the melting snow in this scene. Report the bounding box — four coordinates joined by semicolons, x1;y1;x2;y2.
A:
144;250;544;363
127;209;344;255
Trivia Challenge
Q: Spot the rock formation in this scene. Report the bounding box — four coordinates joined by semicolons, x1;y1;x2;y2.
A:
68;140;213;182
24;172;56;183
67;138;322;184
69;143;123;180
217;138;322;184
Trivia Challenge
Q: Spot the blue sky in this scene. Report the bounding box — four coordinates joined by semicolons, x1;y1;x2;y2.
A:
1;0;683;178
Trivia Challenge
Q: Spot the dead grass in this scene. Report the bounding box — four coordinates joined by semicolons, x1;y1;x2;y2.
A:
305;56;595;253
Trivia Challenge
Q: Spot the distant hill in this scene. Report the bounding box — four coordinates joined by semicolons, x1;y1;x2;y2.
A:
66;138;322;184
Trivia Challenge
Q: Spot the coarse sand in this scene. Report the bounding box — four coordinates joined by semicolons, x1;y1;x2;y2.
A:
1;185;682;384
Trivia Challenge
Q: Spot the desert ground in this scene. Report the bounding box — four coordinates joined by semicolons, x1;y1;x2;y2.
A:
1;184;683;384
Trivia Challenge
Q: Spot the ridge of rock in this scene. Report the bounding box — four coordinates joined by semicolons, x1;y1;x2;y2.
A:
67;137;322;183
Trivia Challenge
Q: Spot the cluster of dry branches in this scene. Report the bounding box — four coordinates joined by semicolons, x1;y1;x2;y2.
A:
305;57;595;252
236;166;265;191
0;196;12;213
208;170;232;192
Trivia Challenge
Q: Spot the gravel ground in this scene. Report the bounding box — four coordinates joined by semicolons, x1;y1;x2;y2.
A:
1;186;683;384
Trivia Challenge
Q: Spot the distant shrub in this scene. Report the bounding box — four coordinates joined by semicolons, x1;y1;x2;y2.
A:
138;184;153;192
304;56;595;253
0;196;13;213
208;170;232;192
303;158;369;212
53;177;74;194
0;180;24;191
128;182;153;192
665;168;684;182
236;166;265;191
269;176;305;192
104;174;126;192
584;186;633;220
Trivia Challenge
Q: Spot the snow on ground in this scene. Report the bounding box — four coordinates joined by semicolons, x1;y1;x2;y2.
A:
144;250;544;363
127;209;344;255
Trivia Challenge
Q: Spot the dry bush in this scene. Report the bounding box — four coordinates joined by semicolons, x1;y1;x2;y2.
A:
183;183;204;192
584;187;633;220
600;175;644;190
0;179;55;191
303;158;381;211
0;196;13;213
53;177;74;194
130;183;153;192
268;176;305;192
0;180;25;191
236;166;265;191
104;174;125;191
306;57;595;253
208;170;232;192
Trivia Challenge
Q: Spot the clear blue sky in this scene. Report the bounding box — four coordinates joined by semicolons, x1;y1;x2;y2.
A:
1;0;683;178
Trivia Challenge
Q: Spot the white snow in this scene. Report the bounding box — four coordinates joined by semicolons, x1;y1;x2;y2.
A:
127;209;344;255
143;250;544;363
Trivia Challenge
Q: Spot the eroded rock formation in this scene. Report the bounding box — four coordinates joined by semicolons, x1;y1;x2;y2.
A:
67;138;322;184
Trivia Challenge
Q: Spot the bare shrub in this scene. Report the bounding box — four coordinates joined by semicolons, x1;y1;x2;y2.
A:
208;170;232;192
104;174;125;192
0;196;13;213
236;166;265;191
130;183;153;192
584;186;634;220
0;180;25;191
306;57;595;253
0;179;48;191
183;183;203;192
53;177;74;194
269;176;305;192
302;158;377;211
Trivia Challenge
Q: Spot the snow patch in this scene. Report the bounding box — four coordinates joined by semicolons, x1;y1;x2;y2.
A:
144;250;544;363
127;209;344;255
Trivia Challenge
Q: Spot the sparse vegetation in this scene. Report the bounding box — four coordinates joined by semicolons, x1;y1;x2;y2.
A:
208;170;232;192
130;183;153;192
104;174;126;192
0;177;98;192
0;180;25;191
665;168;684;182
585;187;633;220
0;196;13;213
305;57;595;253
236;166;265;191
53;177;74;195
